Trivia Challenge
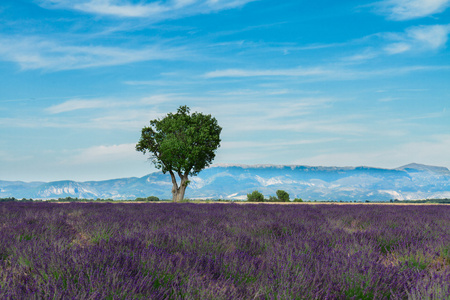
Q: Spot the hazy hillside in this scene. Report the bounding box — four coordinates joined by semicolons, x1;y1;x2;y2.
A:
1;163;449;201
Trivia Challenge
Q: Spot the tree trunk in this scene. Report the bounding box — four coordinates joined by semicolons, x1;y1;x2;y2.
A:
173;184;187;202
169;171;189;202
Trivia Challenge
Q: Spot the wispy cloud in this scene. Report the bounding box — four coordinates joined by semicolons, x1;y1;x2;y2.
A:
236;119;369;135
384;24;450;54
46;99;108;114
37;0;257;19
345;24;450;60
221;138;340;150
73;1;166;17
65;143;140;165
2;94;171;129
202;99;372;137
299;134;450;169
372;0;450;20
0;150;33;163
0;35;183;71
204;66;333;78
204;64;449;80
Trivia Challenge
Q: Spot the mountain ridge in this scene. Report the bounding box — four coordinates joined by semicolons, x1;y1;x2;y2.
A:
396;163;450;174
1;163;449;201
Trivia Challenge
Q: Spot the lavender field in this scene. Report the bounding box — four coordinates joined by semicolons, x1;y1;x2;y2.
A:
1;202;449;299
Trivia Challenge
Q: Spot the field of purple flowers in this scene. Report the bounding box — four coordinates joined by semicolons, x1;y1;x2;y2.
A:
1;202;449;299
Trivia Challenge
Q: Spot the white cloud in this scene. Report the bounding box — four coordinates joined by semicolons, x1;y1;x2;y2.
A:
139;94;188;105
204;64;449;80
383;42;411;54
346;24;450;60
0;35;182;71
221;138;340;150
38;143;156;181
345;50;379;61
215;109;369;137
406;24;450;50
37;0;257;19
384;25;450;54
204;66;332;78
374;0;450;20
45;94;178;115
84;143;136;159
74;0;167;17
66;143;141;165
46;99;107;114
378;96;401;102
0;150;33;163
89;109;162;130
1;94;170;129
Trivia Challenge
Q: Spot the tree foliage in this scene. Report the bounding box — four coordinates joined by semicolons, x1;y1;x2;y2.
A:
276;190;290;202
136;105;222;176
136;105;222;201
268;196;278;202
135;196;160;202
247;190;264;202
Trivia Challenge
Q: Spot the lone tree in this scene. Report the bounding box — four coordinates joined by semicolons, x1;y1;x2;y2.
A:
136;105;222;202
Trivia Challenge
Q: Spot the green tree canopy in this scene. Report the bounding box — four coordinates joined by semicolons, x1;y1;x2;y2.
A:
136;105;222;202
247;190;264;202
276;190;290;202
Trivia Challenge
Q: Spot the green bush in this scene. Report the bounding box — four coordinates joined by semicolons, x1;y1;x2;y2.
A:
293;198;303;202
247;190;264;202
268;196;278;202
135;196;160;202
0;197;17;202
146;196;160;201
276;190;290;202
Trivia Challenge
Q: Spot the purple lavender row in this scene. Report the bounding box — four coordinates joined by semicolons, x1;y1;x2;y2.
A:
0;202;449;299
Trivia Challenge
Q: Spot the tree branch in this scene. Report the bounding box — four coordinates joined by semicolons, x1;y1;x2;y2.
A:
168;170;178;189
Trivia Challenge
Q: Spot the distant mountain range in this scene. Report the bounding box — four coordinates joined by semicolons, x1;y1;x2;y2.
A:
1;163;450;201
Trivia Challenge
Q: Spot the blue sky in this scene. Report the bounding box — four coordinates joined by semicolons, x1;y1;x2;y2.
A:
0;0;449;182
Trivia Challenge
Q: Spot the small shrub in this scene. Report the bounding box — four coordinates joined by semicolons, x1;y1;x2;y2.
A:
247;190;264;202
293;198;303;202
